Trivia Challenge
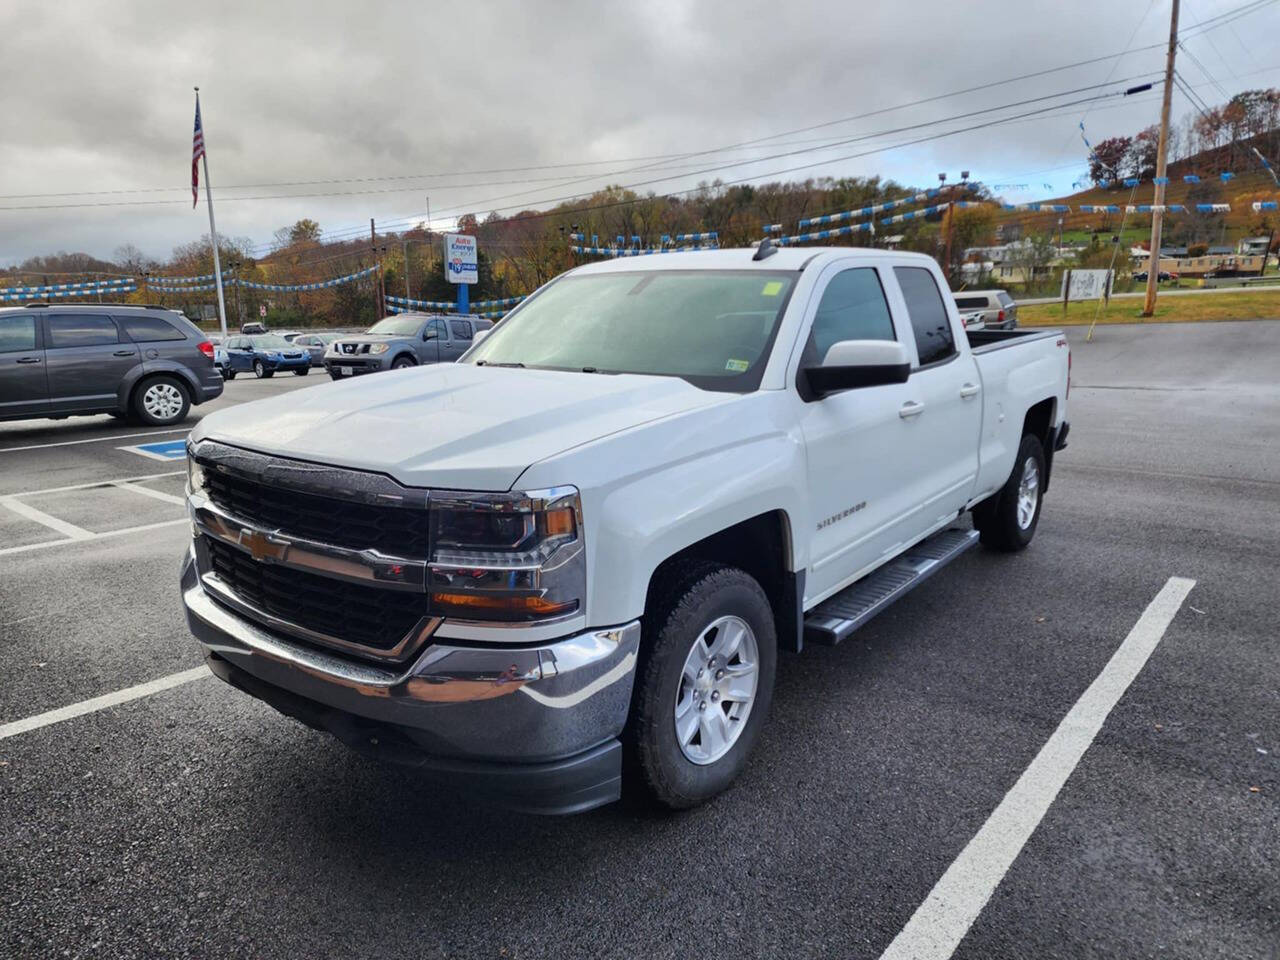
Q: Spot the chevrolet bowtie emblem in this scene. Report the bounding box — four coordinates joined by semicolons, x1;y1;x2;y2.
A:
238;527;289;562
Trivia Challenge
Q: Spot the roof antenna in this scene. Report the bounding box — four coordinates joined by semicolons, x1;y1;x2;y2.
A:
753;237;778;261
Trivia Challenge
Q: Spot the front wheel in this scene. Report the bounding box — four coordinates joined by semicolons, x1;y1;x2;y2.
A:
391;355;416;370
974;433;1045;551
253;360;272;379
292;366;309;376
627;562;776;809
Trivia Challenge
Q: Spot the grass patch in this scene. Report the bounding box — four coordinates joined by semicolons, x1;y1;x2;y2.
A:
1019;289;1280;326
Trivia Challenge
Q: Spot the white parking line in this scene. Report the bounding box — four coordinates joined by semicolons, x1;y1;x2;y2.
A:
0;518;188;558
6;470;184;499
113;480;186;506
0;427;188;454
0;667;210;741
878;576;1196;960
1;496;94;541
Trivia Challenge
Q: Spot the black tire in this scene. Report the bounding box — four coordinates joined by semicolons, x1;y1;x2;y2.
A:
974;433;1045;552
223;368;236;380
391;355;417;370
132;375;191;426
253;359;270;379
627;561;777;810
292;366;309;376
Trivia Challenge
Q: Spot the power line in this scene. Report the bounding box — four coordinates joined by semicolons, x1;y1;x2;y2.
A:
306;78;1160;248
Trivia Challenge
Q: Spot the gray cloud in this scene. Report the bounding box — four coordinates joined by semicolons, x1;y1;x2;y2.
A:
1;0;1274;265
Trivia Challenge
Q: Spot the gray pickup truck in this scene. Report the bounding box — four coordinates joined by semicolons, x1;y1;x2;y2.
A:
324;312;493;380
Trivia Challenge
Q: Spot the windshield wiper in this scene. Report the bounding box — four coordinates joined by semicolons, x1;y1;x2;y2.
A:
475;360;525;368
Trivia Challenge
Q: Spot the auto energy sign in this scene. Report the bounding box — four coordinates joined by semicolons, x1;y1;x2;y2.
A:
444;234;478;285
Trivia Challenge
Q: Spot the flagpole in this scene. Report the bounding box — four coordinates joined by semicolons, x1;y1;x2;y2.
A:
195;87;229;340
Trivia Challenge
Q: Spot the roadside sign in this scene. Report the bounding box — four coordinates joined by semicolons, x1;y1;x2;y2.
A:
444;234;478;285
259;304;267;318
1060;269;1112;302
118;439;188;462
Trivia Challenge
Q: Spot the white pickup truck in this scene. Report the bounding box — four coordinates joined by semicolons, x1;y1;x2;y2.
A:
181;244;1070;814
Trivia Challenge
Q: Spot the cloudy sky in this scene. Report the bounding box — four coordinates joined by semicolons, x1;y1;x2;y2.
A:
1;0;1276;266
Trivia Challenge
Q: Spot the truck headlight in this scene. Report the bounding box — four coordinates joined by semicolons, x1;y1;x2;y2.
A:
428;486;584;622
368;343;389;355
186;452;206;495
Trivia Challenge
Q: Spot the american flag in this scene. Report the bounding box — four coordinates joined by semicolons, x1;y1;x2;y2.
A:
191;96;205;208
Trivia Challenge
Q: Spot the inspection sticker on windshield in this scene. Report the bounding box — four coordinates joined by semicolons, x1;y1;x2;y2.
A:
725;358;749;372
761;281;784;296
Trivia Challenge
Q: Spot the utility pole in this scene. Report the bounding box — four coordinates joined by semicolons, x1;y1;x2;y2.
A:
403;239;411;299
371;218;385;318
1142;0;1179;317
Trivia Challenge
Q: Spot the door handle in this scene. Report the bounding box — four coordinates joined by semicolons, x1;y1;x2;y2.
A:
16;356;42;364
113;350;134;357
960;382;981;398
899;400;925;419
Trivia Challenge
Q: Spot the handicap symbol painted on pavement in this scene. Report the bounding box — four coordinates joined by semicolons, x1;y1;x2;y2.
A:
118;439;188;462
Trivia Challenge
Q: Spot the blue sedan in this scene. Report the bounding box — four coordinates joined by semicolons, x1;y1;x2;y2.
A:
222;334;311;379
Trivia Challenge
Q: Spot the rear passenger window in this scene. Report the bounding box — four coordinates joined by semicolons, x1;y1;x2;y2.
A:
449;321;472;340
119;314;185;342
953;296;986;310
0;315;37;352
809;268;895;362
47;315;119;348
894;267;956;366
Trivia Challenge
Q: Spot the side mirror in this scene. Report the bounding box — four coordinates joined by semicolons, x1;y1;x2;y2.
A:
803;340;911;396
423;330;438;341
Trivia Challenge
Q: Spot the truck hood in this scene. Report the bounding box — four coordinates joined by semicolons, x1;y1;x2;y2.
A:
191;363;732;490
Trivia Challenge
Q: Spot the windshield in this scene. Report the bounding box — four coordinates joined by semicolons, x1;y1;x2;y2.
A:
250;335;293;349
463;270;797;391
366;316;424;336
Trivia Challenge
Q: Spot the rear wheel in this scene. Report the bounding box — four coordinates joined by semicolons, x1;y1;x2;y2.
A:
133;376;190;426
223;368;236;380
627;562;776;809
974;433;1045;551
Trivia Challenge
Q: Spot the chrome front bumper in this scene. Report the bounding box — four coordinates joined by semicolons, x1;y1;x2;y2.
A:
181;545;640;770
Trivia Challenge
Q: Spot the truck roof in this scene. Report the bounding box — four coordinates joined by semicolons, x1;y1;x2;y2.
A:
568;246;937;276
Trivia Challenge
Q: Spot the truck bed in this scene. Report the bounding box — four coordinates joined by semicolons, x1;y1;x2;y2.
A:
966;327;1063;354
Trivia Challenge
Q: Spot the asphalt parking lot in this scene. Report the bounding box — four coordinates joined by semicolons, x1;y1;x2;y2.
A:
1;322;1277;959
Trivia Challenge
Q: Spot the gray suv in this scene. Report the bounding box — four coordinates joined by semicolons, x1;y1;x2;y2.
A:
0;304;223;426
324;312;493;380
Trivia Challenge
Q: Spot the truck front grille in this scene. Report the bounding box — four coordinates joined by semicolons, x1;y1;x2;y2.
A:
201;466;431;558
205;538;430;654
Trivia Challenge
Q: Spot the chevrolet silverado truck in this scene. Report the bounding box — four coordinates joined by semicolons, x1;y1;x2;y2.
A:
181;244;1070;814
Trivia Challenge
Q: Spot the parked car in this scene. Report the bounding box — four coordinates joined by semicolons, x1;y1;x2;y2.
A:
182;246;1070;814
220;334;310;379
291;332;341;367
240;321;267;335
323;312;493;380
277;330;304;343
953;290;1017;329
1132;270;1174;283
0;303;222;425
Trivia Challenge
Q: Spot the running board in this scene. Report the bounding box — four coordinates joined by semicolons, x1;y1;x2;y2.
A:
803;527;979;646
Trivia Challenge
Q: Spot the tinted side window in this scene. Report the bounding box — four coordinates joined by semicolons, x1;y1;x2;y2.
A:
809;268;895;362
894;267;955;365
425;319;448;340
953;296;987;310
449;320;472;340
47;315;119;348
0;315;37;353
119;314;186;342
